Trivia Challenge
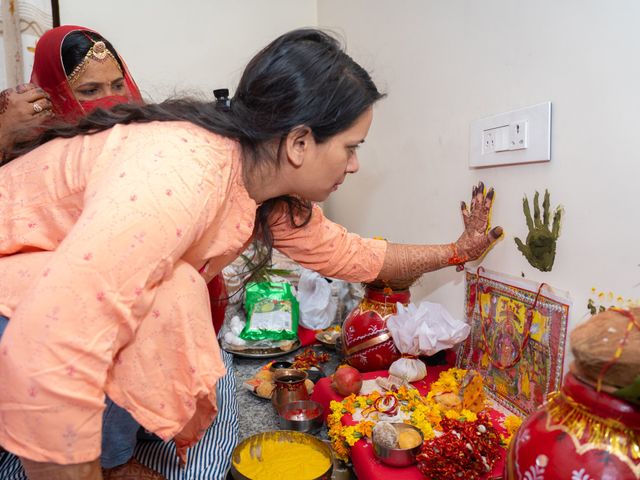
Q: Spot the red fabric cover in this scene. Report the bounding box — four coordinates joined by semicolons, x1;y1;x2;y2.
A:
79;94;130;113
30;25;143;121
311;353;506;479
207;275;228;334
297;324;318;347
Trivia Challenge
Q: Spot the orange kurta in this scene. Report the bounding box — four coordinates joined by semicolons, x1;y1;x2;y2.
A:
0;121;386;464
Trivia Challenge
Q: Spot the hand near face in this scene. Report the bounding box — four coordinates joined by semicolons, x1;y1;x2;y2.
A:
455;182;503;269
0;83;53;149
514;190;562;272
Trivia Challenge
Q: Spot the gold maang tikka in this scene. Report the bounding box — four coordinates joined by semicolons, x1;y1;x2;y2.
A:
67;40;123;86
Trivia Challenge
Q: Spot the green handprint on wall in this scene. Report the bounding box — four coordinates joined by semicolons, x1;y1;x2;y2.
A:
514;189;563;272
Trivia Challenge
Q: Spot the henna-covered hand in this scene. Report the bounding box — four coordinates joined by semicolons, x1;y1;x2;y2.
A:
455;181;503;269
0;83;53;153
514;189;562;272
376;182;503;286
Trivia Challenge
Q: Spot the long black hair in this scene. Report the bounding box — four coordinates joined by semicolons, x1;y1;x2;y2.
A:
8;28;385;273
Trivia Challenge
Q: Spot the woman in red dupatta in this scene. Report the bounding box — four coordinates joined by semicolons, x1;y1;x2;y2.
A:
30;25;143;120
33;26;228;334
3;25;227;479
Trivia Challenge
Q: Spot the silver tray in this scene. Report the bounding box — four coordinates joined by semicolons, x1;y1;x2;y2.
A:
222;339;301;359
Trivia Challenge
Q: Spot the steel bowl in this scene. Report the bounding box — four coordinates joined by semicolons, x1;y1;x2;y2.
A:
372;423;424;467
277;400;324;434
230;430;333;480
269;360;293;372
305;366;325;383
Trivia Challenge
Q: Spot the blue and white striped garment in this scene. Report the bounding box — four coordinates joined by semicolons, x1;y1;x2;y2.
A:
0;340;238;480
134;348;239;479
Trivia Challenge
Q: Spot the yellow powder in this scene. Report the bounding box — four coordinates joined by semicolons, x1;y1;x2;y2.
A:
234;437;331;480
397;429;422;450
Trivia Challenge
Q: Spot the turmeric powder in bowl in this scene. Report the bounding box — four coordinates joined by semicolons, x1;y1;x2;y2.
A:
231;431;332;480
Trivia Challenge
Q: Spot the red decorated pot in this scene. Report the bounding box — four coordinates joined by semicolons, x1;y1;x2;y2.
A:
341;286;410;372
506;372;640;479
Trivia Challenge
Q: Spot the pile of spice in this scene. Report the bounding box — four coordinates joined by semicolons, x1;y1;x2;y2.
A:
292;348;329;370
416;413;502;479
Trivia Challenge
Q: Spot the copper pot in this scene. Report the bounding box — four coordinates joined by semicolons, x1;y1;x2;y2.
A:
271;368;309;414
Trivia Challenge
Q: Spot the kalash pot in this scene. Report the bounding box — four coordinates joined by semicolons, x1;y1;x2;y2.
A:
340;285;410;372
505;372;640;479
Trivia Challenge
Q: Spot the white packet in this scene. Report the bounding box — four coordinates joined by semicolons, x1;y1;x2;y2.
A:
297;269;336;330
387;301;470;381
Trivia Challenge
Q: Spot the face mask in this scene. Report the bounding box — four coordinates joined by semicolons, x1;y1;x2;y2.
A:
79;94;130;114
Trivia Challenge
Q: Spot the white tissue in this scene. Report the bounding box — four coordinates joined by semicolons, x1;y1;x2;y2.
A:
386;301;470;381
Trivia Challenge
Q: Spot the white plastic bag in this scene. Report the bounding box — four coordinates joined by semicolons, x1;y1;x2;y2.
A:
297;269;336;330
387;301;470;382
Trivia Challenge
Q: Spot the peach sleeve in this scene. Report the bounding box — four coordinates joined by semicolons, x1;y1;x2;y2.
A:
271;204;387;282
0;130;225;463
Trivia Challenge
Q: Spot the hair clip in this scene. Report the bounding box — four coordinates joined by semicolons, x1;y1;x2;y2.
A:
213;88;231;112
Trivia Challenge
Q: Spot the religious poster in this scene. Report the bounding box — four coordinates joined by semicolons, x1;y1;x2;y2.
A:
0;0;58;89
457;268;571;416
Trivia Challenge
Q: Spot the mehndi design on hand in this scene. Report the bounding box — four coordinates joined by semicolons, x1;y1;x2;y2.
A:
454;181;504;270
376;182;503;288
514;189;562;272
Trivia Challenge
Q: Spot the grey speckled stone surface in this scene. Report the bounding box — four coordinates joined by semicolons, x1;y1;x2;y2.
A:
231;345;341;441
229;346;356;479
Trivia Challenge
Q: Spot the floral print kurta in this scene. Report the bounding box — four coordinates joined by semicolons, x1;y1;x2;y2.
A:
0;121;386;463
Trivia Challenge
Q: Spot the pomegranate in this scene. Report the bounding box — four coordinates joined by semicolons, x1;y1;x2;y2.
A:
331;365;362;396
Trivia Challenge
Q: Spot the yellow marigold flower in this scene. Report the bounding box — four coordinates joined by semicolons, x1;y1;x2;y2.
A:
410;419;435;440
500;428;520;447
356;421;374;438
460;409;478;422
328;410;343;425
504;415;523;434
444;409;459;420
369;391;382;401
343;426;362;447
331;439;349;461
342;394;358;413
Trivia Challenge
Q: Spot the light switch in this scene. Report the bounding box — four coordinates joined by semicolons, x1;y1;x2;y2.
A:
469;102;551;168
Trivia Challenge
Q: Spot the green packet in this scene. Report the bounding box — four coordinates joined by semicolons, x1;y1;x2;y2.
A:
240;282;299;341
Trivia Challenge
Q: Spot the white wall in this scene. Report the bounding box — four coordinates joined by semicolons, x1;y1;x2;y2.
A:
318;0;640;347
56;0;639;360
59;0;317;100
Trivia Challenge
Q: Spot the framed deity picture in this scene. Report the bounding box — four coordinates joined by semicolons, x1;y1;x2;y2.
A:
0;0;60;90
457;268;571;416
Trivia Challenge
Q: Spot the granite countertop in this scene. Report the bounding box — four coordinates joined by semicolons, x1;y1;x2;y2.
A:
230;344;355;479
231;344;342;441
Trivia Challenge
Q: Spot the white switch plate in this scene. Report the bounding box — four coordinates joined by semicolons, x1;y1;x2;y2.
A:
469;102;551;168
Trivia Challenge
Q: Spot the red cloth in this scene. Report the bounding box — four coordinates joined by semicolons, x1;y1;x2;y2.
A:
79;94;130;113
30;25;143;120
207;275;228;334
297;324;318;347
311;360;506;479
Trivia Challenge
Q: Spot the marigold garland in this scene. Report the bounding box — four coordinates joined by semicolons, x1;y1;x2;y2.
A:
501;414;523;446
327;367;506;461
